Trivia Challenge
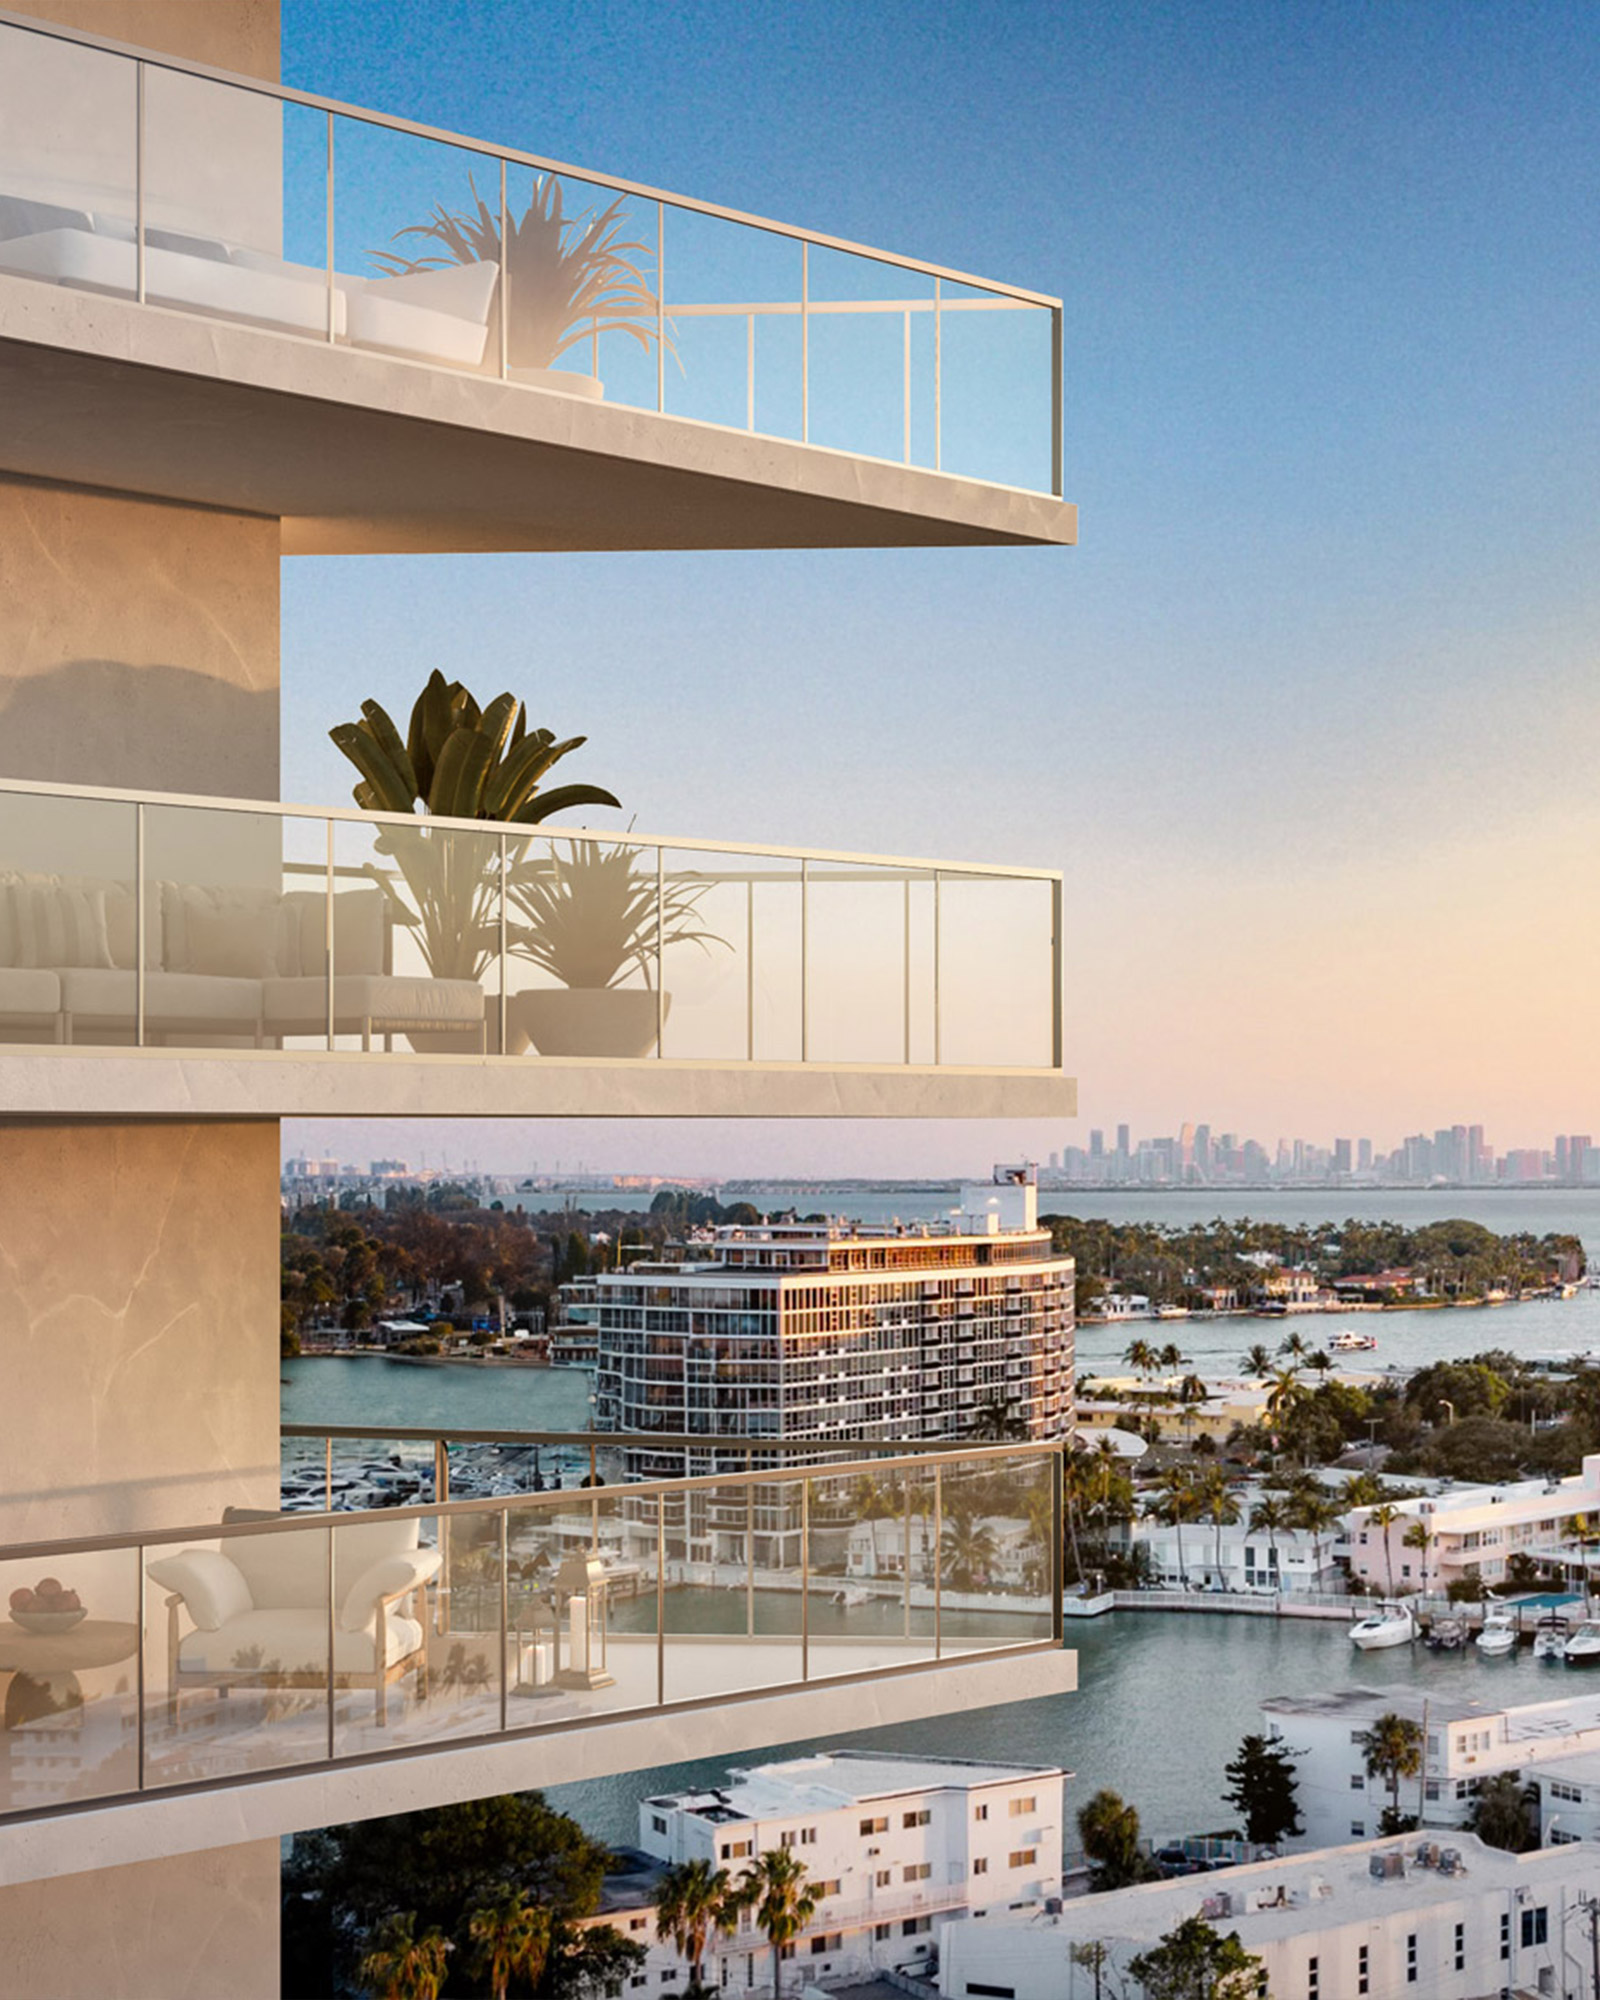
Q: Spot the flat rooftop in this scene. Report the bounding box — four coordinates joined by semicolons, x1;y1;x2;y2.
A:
657;1749;1064;1818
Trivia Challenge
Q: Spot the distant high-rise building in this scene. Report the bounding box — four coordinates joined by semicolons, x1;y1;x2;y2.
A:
1089;1129;1105;1159
1333;1139;1352;1175
1358;1138;1373;1171
1116;1123;1131;1157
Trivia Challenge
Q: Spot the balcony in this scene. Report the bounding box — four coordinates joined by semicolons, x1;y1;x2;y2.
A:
0;12;1075;556
0;1440;1073;1888
0;777;1071;1119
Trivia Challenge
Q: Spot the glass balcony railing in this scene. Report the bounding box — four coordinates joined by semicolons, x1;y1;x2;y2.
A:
0;781;1063;1072
0;1442;1061;1823
0;14;1063;497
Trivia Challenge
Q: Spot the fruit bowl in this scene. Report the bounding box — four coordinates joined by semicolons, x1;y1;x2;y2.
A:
11;1607;87;1634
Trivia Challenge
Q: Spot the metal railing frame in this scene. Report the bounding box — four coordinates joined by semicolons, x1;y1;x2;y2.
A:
0;9;1067;499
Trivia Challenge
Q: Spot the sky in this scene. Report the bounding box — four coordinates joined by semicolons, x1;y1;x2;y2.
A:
279;0;1600;1180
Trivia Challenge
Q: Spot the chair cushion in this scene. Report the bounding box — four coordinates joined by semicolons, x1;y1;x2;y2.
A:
177;1608;423;1675
339;1549;442;1633
279;887;388;981
161;884;293;979
263;974;486;1030
0;966;60;1016
58;967;262;1025
146;1549;254;1631
9;878;113;969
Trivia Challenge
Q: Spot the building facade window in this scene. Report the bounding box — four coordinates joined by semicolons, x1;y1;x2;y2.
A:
973;1859;988;1875
1454;1923;1464;1973
1307;1955;1318;1998
1007;1849;1037;1869
1500;1912;1510;1961
1406;1932;1417;1984
904;1809;932;1828
1357;1944;1369;1995
1521;1908;1549;1949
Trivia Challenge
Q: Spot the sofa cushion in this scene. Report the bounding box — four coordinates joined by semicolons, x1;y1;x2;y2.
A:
146;1549;254;1631
162;883;292;979
345;259;498;366
0;195;92;242
176;1607;423;1676
58;967;263;1026
339;1549;442;1633
0;966;60;1017
9;878;114;970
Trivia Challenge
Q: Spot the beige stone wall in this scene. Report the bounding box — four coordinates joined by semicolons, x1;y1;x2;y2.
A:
0;1838;279;1999
0;476;280;800
0;1118;281;1544
14;0;279;80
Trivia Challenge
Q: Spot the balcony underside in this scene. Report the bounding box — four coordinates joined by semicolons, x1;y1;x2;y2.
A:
0;1048;1076;1120
0;279;1076;556
0;1645;1074;1888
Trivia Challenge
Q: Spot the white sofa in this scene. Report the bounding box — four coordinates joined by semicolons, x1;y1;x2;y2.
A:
0;872;488;1047
148;1514;442;1725
0;192;498;365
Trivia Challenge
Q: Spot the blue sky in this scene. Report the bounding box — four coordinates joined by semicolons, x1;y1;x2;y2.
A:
280;0;1600;1177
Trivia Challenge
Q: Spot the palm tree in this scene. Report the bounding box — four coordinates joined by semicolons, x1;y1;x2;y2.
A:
942;1507;999;1591
1157;1342;1185;1373
1241;1342;1274;1377
1277;1330;1309;1367
1343;1470;1384;1509
656;1859;739;1994
1247;1496;1289;1590
1175;1373;1210;1448
738;1849;817;2000
1155;1469;1199;1586
1307;1348;1333;1377
1287;1486;1342;1589
1402;1516;1434;1594
467;1888;551;2000
1369;1501;1402;1597
1123;1337;1158;1379
1076;1788;1150;1890
358;1913;453;2000
850;1473;895;1578
1198;1466;1240;1586
1357;1712;1423;1827
1465;1770;1538;1853
969;1392;1027;1441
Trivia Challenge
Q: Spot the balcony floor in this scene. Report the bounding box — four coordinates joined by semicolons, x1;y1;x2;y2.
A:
0;1047;1077;1120
0;278;1076;557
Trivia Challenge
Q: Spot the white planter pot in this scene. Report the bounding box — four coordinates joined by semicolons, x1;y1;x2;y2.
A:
512;988;668;1058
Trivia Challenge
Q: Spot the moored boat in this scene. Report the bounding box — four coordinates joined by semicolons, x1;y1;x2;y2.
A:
1476;1602;1518;1655
1350;1599;1416;1650
1426;1617;1466;1652
1533;1615;1571;1661
1565;1621;1600;1668
1331;1330;1379;1352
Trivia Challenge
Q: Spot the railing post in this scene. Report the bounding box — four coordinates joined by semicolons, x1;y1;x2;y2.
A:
932;870;942;1067
324;1433;333;1513
498;157;509;380
933;277;942;472
655;847;665;1057
499;830;509;1057
136;1545;147;1792
325;111;336;343
325;817;335;1049
902;875;911;1066
903;1475;912;1640
747;311;756;431
933;1463;943;1660
656;1493;666;1707
1050;874;1063;1071
746;1448;755;1639
903;308;912;464
800;1475;810;1683
499;1507;509;1731
656;202;666;414
325;1522;337;1760
134;802;146;1046
800;240;810;444
1051;304;1064;500
1052;1449;1063;1645
746;878;755;1063
134;63;146;305
799;856;809;1063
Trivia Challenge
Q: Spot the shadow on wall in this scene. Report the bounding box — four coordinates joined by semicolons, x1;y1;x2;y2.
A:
0;659;279;797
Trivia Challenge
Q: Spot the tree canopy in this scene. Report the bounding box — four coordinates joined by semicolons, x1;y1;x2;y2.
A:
1127;1916;1265;2000
1222;1731;1304;1846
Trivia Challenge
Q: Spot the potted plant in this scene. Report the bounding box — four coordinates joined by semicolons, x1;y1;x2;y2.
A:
373;173;666;397
505;841;725;1057
329;671;620;1050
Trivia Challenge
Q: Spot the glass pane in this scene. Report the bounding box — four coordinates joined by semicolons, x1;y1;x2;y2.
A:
143;1523;332;1785
501;164;660;407
333;118;501;371
0;790;136;1048
505;1490;654;1721
140;803;284;1052
663;208;800;438
269;815;330;1051
0;25;136;300
0;1544;139;1811
653;847;753;1061
805;861;931;1065
807;246;934;466
281;99;329;282
504;837;662;1060
937;874;1055;1068
142;67;297;329
937;1454;1055;1653
806;1463;943;1680
331;817;497;1055
938;284;1054;492
336;1504;483;1757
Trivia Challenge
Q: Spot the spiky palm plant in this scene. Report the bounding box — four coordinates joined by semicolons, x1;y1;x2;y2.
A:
329;671;620;983
357;1911;452;2000
373;172;666;374
507;841;723;992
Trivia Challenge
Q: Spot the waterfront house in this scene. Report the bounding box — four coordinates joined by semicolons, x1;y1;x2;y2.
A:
0;3;1076;1987
1345;1456;1600;1595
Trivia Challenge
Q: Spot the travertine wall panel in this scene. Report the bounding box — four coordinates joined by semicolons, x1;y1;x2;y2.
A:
0;1839;279;1999
13;1;279;79
0;475;280;799
0;1118;280;1543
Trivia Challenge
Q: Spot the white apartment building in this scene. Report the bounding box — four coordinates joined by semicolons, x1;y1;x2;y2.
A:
635;1751;1065;1992
1347;1457;1600;1594
1262;1685;1600;1851
938;1831;1591;2000
594;1171;1075;1470
1117;1482;1342;1593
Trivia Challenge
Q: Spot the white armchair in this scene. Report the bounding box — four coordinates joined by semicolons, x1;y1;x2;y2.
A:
147;1516;441;1726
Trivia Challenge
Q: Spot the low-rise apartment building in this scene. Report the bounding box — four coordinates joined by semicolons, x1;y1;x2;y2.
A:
937;1831;1582;2000
634;1751;1065;1992
1262;1685;1600;1849
1346;1456;1600;1594
1117;1480;1342;1593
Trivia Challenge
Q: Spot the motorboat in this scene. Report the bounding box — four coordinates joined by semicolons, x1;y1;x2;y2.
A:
1350;1600;1416;1650
1426;1617;1466;1652
1476;1603;1518;1656
1564;1621;1600;1668
1330;1331;1378;1352
1533;1615;1571;1661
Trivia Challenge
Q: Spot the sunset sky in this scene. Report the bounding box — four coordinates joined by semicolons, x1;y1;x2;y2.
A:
280;0;1600;1177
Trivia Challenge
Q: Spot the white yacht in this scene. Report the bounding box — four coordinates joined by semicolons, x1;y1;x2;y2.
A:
1533;1614;1571;1661
1565;1621;1600;1668
1331;1330;1378;1352
1476;1602;1518;1655
1349;1599;1416;1650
